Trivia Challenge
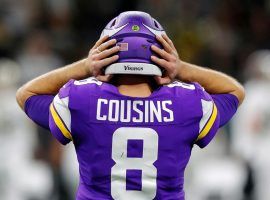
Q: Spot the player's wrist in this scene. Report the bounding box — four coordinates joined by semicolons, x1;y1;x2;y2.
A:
83;58;93;77
176;61;188;81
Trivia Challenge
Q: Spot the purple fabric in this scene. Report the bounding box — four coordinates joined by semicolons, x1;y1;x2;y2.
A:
48;110;71;145
48;80;74;145
211;93;239;127
25;78;239;199
127;139;143;158
126;170;142;190
24;95;54;129
195;94;238;148
58;79;74;98
58;78;212;200
24;80;74;131
195;112;220;148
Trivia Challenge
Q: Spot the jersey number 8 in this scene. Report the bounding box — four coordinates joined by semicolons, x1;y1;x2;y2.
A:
111;127;158;199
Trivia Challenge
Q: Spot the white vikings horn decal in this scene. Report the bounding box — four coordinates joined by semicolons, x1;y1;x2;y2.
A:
142;23;166;37
100;23;129;37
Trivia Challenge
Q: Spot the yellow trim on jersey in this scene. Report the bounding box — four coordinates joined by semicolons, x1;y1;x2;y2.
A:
50;103;72;140
196;103;218;141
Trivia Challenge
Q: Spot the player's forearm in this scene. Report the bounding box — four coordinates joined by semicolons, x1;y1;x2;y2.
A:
16;36;119;110
16;58;90;109
178;62;245;105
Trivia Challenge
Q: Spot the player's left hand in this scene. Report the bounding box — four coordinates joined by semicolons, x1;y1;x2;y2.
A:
151;34;182;85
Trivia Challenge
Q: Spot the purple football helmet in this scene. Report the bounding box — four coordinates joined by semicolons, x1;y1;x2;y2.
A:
101;11;166;76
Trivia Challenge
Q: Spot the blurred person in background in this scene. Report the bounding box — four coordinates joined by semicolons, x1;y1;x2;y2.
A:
16;30;76;199
232;50;270;200
16;31;63;84
0;59;52;200
16;30;79;200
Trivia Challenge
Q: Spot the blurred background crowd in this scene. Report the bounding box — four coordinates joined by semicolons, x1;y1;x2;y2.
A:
0;0;269;199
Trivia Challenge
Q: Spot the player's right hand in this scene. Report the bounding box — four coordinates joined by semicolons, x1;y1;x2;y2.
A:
87;35;120;82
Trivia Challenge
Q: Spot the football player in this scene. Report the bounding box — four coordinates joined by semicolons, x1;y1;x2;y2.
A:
16;11;245;200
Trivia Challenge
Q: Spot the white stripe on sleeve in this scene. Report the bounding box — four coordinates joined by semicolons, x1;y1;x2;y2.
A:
199;100;214;132
53;95;71;132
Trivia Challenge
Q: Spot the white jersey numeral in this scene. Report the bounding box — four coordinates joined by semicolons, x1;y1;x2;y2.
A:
167;81;195;90
111;127;158;200
74;77;102;86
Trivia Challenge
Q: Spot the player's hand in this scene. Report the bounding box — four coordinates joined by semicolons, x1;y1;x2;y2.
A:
86;35;120;82
151;34;182;85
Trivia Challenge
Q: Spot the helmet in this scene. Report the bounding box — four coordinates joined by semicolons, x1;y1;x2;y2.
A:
101;11;166;76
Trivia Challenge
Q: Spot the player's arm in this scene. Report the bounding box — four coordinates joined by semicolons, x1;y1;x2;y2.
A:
16;58;89;110
16;36;119;110
151;34;245;105
16;36;119;130
177;62;245;105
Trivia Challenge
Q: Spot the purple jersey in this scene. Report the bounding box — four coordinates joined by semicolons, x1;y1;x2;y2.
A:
49;77;220;200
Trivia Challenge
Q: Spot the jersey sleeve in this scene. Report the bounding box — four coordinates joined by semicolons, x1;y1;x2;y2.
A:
24;95;54;129
49;80;74;145
211;93;239;127
194;83;220;148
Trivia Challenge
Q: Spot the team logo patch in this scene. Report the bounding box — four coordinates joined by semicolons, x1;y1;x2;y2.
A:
132;25;140;31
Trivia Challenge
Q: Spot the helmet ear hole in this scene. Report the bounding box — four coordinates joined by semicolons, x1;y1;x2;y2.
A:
110;19;117;28
154;20;159;29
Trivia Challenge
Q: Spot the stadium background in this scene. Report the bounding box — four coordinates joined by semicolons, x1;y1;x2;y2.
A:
0;0;270;199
